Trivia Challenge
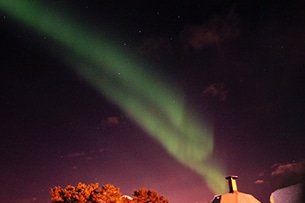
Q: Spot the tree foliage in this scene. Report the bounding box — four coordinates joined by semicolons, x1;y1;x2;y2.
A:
50;182;169;203
132;188;169;203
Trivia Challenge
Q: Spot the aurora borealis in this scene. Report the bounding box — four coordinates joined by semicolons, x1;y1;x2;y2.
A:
1;1;305;203
1;0;226;194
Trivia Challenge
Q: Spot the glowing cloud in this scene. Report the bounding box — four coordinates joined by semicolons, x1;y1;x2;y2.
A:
0;0;226;193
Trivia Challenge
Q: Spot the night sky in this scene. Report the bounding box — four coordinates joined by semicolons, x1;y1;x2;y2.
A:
1;1;305;203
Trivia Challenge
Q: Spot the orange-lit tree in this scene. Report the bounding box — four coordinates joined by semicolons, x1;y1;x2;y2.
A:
50;182;169;203
51;182;121;203
132;188;169;203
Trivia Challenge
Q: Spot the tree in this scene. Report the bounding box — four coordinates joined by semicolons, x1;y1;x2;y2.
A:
132;188;169;203
50;182;169;203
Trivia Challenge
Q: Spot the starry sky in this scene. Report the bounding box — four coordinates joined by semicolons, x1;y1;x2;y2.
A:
1;1;305;203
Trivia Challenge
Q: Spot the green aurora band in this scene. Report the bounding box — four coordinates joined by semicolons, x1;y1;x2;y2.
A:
0;0;226;193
